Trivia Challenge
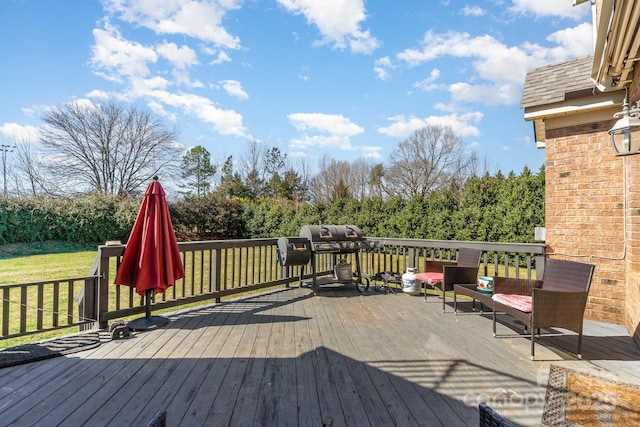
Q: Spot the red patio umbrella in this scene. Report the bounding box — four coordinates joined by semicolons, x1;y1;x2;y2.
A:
114;177;185;331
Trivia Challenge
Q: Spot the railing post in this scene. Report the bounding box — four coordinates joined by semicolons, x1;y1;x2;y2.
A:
213;248;221;303
408;247;416;269
280;264;290;288
78;275;97;332
2;287;9;337
97;246;111;329
535;254;546;279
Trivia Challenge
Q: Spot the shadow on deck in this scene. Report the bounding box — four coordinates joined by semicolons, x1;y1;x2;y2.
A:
1;285;639;426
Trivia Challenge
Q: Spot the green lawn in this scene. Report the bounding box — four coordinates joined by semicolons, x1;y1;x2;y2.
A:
0;250;98;285
0;244;99;349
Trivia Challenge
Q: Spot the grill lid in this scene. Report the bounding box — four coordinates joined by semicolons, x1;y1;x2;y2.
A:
300;224;364;242
299;224;369;253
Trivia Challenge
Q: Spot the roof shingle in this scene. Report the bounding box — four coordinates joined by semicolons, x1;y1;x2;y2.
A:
521;56;596;109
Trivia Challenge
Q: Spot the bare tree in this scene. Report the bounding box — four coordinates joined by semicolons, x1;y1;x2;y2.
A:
349;158;373;201
309;156;354;203
236;138;264;198
369;163;385;200
11;138;48;196
39;100;181;197
293;156;312;201
383;125;477;199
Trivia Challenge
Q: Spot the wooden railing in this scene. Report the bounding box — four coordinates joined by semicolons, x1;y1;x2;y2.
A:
1;238;546;337
368;238;547;279
0;275;100;339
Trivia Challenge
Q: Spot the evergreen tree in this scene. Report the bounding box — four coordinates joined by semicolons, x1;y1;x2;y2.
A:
180;146;216;199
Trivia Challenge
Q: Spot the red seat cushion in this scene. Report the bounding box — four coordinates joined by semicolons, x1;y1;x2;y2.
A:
492;294;532;313
415;272;444;285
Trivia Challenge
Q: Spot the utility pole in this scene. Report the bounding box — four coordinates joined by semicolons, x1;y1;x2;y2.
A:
0;144;15;197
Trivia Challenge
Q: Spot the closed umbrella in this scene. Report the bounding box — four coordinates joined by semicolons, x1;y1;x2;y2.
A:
114;177;185;331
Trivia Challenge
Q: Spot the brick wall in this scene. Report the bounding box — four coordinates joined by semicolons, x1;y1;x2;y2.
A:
624;150;640;343
545;119;626;324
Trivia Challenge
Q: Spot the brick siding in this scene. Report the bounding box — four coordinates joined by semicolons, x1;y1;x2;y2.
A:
545;119;627;324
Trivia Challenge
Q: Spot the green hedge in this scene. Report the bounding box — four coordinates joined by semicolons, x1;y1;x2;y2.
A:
0;167;544;245
0;196;139;245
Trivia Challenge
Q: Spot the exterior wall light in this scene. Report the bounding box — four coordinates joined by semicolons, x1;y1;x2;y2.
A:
609;92;640;156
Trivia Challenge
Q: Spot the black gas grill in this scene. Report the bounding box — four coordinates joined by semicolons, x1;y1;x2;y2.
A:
300;224;377;293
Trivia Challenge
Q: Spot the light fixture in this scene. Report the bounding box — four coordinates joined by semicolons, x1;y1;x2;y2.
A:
609;90;640;156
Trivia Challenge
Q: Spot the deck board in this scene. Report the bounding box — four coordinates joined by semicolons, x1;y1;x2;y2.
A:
1;285;640;426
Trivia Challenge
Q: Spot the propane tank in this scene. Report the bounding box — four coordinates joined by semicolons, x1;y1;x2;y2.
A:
402;267;420;295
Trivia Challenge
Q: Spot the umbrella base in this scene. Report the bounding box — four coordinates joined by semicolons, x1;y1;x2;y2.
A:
127;315;169;331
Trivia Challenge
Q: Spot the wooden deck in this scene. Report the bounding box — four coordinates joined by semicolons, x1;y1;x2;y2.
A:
1;284;639;426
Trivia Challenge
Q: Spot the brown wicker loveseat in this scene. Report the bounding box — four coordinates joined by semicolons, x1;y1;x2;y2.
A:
491;258;595;360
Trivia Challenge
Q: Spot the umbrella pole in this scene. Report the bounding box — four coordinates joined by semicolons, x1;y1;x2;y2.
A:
145;289;152;319
127;289;170;331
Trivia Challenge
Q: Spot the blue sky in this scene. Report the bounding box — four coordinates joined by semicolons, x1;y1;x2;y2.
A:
0;0;594;176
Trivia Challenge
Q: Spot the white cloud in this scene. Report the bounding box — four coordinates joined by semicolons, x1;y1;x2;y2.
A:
378;112;483;139
288;112;364;149
89;16;245;139
374;56;394;80
102;0;242;49
462;5;484;16
0;123;40;142
289;113;364;136
413;68;441;92
156;41;198;69
545;22;594;59
291;134;354;149
130;76;171;93
277;0;380;54
91;25;158;81
508;0;589;20
361;145;382;159
67;98;96;110
288;151;308;158
20;107;41;118
147;101;178;122
374;66;389;80
92;24;205;88
220;80;249;100
449;82;520;105
205;49;232;65
395;24;593;106
148;90;246;136
86;89;111;99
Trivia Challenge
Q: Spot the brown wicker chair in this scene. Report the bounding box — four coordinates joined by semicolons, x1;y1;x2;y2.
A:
478;403;516;427
491;258;595;360
416;247;483;312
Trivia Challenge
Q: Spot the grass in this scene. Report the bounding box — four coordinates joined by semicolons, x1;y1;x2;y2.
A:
0;241;96;260
0;243;99;349
0;250;98;285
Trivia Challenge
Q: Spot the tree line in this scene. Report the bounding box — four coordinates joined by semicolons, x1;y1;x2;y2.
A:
5;100;478;204
0;167;544;245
